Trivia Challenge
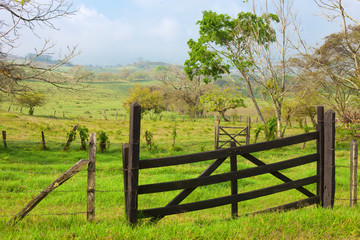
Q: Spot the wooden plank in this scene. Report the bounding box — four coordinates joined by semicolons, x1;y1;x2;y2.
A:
350;139;358;207
150;157;228;221
230;142;238;217
323;109;335;208
241;153;316;198
127;102;141;224
139;176;317;218
247;196;319;216
7;159;90;225
317;106;324;205
139;132;318;169
138;154;318;194
87;133;96;222
122;143;130;216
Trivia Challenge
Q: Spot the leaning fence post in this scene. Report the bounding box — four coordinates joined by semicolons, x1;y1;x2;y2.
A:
350;139;358;207
323;109;335;208
87;133;96;222
2;130;7;149
316;106;324;205
230;142;238;217
127;102;141;224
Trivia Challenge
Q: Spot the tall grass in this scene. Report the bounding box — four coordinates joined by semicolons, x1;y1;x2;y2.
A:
0;82;358;239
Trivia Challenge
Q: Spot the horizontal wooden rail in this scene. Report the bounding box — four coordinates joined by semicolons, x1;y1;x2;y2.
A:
138;154;318;194
139;132;318;169
139;175;317;218
246;196;319;216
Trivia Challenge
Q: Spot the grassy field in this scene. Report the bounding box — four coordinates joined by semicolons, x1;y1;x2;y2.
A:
0;81;359;239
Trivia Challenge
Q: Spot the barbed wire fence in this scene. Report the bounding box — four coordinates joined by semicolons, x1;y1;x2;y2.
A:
1;133;359;223
0;133;129;225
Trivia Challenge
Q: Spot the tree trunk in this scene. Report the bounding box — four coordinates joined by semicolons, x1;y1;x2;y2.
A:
221;112;230;122
241;71;265;123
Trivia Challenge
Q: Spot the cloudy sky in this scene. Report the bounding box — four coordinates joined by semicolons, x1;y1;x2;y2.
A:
8;0;360;66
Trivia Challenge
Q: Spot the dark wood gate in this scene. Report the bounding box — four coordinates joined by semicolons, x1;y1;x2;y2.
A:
122;103;335;224
214;116;251;149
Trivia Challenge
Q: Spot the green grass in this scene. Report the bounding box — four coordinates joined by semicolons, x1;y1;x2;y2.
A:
0;81;359;239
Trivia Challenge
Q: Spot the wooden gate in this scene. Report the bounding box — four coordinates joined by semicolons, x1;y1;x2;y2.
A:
214;116;251;149
122;103;335;224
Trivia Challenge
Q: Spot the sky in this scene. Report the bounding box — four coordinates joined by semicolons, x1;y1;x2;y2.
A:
7;0;360;66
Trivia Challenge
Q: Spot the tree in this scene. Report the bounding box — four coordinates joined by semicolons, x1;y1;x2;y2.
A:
186;1;307;138
185;10;278;122
153;65;211;117
314;0;360;89
292;22;360;123
16;91;46;115
122;84;165;116
200;86;246;121
0;0;78;95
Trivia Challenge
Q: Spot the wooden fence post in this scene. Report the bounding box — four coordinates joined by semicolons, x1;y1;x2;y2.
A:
87;133;96;222
316;106;324;205
246;116;251;145
122;143;130;216
230;142;238;217
127;102;141;224
41;131;46;150
214;116;218;149
350;139;358;207
2;130;7;149
7;159;90;225
323;109;335;208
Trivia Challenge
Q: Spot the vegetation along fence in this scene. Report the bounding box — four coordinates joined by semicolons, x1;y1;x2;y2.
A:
214;116;251;149
5;134;97;226
122;103;336;224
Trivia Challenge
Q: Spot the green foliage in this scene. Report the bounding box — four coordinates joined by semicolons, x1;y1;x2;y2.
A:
66;130;76;142
253;124;264;143
16;91;46;115
97;130;110;153
171;125;177;149
144;130;154;151
122;84;165;115
200;86;246;121
77;126;89;151
264;117;277;141
185;10;278;82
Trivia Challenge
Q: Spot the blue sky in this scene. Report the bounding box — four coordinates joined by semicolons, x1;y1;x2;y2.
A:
10;0;360;66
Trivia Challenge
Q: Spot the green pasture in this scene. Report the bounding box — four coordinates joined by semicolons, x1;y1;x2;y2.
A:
0;81;359;239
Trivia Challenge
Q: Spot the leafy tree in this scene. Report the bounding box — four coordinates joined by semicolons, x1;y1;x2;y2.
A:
153;65;210;118
0;0;78;95
16;91;46;115
292;24;360;123
200;86;246;121
122;84;165;116
185;1;305;138
184;10;277;125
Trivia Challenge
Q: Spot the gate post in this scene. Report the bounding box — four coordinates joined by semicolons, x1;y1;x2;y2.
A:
127;102;141;224
323;109;335;208
317;106;324;205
